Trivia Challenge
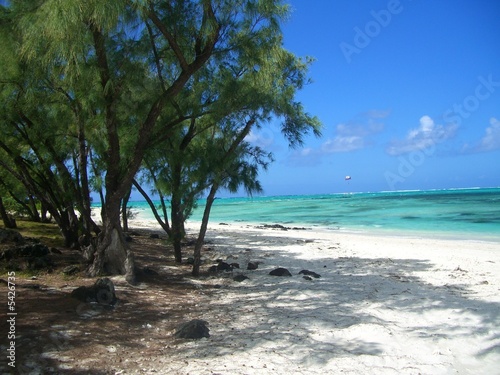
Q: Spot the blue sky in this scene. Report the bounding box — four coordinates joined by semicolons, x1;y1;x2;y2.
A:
245;0;500;196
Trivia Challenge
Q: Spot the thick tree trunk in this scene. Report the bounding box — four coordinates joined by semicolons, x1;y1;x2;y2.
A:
56;208;81;249
192;184;218;276
87;197;136;284
0;196;16;229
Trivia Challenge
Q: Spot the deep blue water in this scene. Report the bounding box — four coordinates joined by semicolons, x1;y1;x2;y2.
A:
125;188;500;240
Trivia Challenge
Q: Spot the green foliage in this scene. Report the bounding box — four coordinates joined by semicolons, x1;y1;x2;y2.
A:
1;0;322;270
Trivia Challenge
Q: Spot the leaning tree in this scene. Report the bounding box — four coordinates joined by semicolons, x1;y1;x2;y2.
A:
9;0;304;283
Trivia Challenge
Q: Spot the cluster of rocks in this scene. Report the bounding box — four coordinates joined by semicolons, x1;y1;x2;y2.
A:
269;267;322;280
254;223;308;231
0;228;60;272
206;256;321;283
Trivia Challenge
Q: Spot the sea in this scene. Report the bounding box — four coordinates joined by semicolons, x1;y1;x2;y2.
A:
125;187;500;241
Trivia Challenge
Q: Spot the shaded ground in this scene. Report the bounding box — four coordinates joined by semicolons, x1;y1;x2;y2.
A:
0;227;219;374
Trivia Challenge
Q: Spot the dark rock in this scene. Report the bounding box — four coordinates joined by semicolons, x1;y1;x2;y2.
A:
230;262;240;269
50;247;62;254
6;262;21;272
125;235;133;242
175;319;210;339
259;224;288;231
247;262;259;270
186;257;195;265
183;239;196;246
142;267;159;276
208;261;235;273
71;277;117;305
269;267;292;277
28;256;53;270
1;243;53;271
0;228;24;244
63;265;80;275
303;276;313;281
299;270;321;278
1;243;49;260
233;274;249;282
216;261;233;272
149;233;160;239
219;223;229;226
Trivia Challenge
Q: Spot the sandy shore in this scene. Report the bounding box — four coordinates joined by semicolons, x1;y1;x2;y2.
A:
114;211;500;375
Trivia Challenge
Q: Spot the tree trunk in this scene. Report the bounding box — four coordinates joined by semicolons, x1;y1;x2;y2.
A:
40;201;51;223
121;189;131;232
56;208;81;249
171;196;184;263
133;179;171;236
27;195;41;222
0;196;16;229
192;183;218;276
88;197;136;284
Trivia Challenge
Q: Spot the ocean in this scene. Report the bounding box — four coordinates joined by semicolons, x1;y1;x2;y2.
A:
125;187;500;241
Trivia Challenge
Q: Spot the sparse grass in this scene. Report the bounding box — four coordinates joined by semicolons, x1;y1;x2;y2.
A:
1;219;65;248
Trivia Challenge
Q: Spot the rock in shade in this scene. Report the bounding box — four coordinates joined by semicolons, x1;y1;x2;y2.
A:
299;270;321;278
233;274;249;282
62;265;80;275
303;276;313;281
216;261;233;272
142;266;159;276
71;277;117;305
269;267;292;277
175;319;210;339
50;247;62;254
0;228;24;244
247;262;258;270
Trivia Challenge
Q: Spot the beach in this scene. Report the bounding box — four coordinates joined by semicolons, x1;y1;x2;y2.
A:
5;211;499;374
121;214;500;374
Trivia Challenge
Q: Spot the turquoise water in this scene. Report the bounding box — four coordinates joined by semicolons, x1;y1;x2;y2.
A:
126;188;500;240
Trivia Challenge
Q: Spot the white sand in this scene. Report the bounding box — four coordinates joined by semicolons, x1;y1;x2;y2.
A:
98;209;500;374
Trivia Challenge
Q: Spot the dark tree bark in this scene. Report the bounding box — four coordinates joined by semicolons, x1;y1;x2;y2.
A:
121;189;131;233
192;183;218;276
86;3;220;282
88;197;136;283
0;196;16;229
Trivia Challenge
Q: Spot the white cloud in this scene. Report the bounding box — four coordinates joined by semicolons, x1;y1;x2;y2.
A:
462;117;500;153
478;117;500;151
245;129;274;148
322;135;365;153
321;110;387;153
386;115;458;156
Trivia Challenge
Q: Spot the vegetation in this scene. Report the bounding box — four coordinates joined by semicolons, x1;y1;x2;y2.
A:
0;0;321;281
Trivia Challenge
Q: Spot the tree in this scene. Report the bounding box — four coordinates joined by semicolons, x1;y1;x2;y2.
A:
0;4;100;246
8;0;296;283
137;36;322;274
